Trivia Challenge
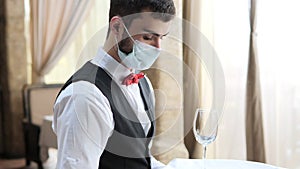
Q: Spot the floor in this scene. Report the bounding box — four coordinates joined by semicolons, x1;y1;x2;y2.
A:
0;149;57;169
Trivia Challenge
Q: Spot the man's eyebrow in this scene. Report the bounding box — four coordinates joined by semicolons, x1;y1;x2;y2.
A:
143;28;169;37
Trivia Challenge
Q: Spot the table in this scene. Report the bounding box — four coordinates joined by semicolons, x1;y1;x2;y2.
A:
38;116;286;169
164;159;286;169
39;115;57;161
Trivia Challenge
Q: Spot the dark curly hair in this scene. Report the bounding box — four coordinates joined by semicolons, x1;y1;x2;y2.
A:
109;0;176;26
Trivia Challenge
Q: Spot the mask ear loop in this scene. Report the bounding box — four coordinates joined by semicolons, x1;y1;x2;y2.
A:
119;21;136;43
114;36;120;51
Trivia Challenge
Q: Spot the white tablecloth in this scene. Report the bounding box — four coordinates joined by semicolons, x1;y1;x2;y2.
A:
164;159;286;169
37;116;286;169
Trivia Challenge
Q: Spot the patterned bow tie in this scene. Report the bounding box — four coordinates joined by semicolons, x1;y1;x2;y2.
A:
122;72;145;86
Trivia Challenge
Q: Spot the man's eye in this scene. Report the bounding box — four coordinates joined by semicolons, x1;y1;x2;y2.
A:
143;35;153;40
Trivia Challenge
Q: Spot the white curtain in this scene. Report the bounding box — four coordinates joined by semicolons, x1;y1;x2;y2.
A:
208;0;250;160
183;0;251;161
30;0;94;83
44;0;110;84
258;0;300;168
206;0;300;168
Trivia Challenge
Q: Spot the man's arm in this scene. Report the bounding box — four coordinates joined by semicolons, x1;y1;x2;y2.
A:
53;81;114;169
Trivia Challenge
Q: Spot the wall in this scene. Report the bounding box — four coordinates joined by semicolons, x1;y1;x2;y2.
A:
0;0;27;158
0;0;7;156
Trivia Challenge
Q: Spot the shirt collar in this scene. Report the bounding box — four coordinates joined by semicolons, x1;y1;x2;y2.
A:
91;47;134;85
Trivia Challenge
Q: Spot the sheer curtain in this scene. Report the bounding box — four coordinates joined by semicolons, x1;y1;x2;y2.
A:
210;0;250;160
183;0;250;160
245;0;266;162
30;0;94;83
205;0;300;168
258;0;300;168
44;0;110;84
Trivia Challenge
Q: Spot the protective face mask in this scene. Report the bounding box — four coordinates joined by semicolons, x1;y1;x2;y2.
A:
115;24;161;70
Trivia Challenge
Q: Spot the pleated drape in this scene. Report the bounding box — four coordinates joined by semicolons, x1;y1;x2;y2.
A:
245;0;266;162
30;0;94;83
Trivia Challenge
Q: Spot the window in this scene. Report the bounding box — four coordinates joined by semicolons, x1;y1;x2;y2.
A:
258;0;300;168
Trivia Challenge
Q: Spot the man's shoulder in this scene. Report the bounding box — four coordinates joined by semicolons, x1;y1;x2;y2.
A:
56;81;104;103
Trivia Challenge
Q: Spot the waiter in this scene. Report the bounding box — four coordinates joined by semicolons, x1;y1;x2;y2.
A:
53;0;176;168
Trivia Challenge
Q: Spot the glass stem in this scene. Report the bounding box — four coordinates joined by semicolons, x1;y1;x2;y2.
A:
202;145;207;159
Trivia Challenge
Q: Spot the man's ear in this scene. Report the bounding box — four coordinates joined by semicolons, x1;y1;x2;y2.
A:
110;16;123;36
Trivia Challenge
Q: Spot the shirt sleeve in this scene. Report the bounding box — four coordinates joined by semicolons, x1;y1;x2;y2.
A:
53;81;114;169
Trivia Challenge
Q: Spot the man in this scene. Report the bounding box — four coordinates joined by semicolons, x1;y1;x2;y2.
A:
53;0;176;168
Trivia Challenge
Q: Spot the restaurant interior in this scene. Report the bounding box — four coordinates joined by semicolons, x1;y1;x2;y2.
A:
0;0;299;169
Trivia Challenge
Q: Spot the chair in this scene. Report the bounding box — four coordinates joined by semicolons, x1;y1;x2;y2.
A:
22;83;62;169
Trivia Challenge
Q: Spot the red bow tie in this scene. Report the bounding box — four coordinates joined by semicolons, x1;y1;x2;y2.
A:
122;72;145;86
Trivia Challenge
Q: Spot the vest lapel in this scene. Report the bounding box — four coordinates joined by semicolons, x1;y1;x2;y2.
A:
138;78;155;138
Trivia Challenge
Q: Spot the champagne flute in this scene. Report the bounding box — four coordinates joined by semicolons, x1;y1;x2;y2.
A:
193;108;218;159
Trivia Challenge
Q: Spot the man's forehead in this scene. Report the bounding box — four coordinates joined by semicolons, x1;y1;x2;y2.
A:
127;14;172;36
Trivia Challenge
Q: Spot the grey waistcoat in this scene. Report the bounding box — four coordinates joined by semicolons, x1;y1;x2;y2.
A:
57;62;155;169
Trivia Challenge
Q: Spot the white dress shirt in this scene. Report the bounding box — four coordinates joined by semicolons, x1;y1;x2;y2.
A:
53;48;165;169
